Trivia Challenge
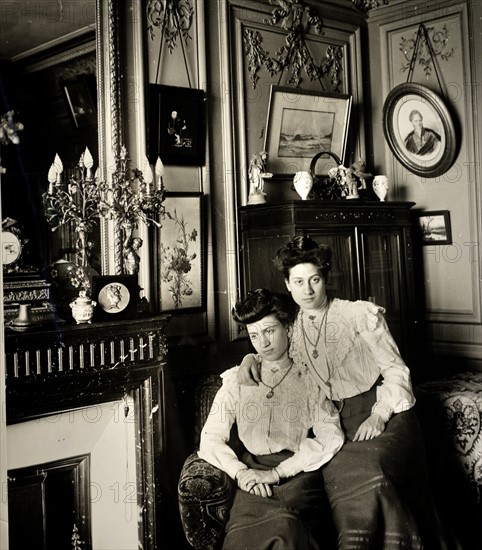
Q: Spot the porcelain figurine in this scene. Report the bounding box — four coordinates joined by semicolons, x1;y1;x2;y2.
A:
247;150;272;205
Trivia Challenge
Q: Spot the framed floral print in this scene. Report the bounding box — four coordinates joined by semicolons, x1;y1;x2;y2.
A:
155;192;205;313
382;83;457;178
264;85;352;175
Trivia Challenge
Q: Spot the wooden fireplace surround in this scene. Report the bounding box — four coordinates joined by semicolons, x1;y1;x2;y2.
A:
4;315;169;550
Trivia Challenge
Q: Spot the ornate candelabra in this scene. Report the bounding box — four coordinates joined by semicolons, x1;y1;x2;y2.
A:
100;146;166;274
43;147;103;267
43;146;166;274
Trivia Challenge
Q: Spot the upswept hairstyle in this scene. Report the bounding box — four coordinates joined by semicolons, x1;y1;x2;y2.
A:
232;288;296;327
273;235;332;281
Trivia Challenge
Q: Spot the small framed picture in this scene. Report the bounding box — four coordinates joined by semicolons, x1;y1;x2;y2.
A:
62;76;97;128
154;192;205;313
416;210;452;245
147;84;206;166
91;275;138;321
264;85;352;175
382;83;457;178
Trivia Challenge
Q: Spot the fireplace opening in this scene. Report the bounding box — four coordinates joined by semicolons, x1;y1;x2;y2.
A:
8;454;91;550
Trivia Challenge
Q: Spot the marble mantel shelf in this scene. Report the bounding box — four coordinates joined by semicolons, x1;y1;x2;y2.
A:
4;314;170;424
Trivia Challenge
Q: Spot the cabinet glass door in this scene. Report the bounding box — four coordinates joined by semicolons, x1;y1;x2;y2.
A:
360;232;401;314
310;232;357;301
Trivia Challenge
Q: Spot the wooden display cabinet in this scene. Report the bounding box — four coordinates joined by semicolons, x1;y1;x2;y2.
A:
239;201;419;370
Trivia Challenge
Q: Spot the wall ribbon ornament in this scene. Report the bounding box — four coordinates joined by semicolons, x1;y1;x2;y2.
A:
400;24;454;79
243;0;343;91
147;0;194;87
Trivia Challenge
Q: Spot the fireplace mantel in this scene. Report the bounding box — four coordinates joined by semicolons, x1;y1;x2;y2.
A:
4;314;170;550
5;315;169;421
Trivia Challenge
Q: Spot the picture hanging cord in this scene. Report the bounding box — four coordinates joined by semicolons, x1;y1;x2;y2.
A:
155;5;192;88
406;23;446;99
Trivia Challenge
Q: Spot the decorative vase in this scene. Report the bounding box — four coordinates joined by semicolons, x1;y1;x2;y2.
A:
45;260;98;320
372;175;389;201
293;171;313;200
70;291;96;324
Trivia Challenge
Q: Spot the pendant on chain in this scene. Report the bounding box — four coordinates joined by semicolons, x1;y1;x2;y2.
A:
266;390;274;399
312;349;319;359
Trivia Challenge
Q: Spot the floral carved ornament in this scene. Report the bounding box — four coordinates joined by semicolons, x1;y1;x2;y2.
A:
243;0;343;91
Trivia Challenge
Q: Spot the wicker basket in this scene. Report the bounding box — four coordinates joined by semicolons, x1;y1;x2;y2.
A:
309;151;344;200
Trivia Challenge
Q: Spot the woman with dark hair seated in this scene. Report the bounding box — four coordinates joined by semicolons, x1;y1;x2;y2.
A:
199;288;344;550
238;236;459;549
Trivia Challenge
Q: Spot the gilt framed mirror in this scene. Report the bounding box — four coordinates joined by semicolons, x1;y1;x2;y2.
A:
1;2;161;548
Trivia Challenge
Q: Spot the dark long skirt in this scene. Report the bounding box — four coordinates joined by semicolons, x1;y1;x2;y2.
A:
223;451;334;550
323;384;462;550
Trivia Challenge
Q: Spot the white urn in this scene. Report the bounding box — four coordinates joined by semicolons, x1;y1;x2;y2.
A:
293;171;313;200
70;291;96;324
372;175;389;201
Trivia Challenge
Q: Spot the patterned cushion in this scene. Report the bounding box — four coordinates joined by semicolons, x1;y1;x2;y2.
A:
416;371;482;487
193;375;223;448
178;452;234;550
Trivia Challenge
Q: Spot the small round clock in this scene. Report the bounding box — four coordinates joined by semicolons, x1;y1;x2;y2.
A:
2;229;23;270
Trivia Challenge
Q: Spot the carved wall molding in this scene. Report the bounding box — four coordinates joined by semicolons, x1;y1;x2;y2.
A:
20;41;96;74
242;0;343;90
146;0;194;49
96;0;124;275
352;0;389;12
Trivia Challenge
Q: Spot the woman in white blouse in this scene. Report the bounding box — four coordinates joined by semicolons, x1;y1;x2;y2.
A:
238;236;457;549
199;288;344;550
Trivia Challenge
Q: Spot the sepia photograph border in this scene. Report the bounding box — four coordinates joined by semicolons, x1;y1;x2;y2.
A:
382;83;457;178
263;85;352;175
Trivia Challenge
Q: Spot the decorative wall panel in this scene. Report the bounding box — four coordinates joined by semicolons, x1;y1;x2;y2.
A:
368;0;481;363
226;0;366;204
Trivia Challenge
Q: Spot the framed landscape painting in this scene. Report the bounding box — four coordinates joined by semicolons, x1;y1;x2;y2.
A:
264;85;352;174
416;210;452;245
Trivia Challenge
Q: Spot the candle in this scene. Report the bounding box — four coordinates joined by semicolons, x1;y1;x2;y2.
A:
142;155;153;195
53;153;63;184
155;156;164;190
83;147;94;179
47;163;57;194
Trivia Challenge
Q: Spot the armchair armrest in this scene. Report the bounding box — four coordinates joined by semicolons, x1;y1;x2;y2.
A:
178;452;235;550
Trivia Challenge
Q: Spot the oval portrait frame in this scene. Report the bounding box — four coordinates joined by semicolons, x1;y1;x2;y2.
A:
382;83;457;178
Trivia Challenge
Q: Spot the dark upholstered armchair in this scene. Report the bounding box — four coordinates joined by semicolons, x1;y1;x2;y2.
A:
177;374;234;550
178;371;482;550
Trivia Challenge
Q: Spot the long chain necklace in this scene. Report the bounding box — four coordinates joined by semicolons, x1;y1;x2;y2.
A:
259;361;294;399
301;305;329;359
